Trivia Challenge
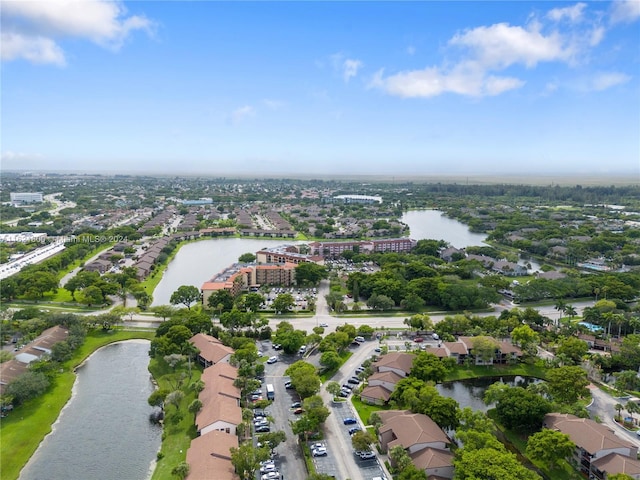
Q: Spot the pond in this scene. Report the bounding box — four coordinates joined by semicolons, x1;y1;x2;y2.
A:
436;375;542;411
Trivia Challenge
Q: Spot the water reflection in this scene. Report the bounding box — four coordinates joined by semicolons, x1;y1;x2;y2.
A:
436;376;541;411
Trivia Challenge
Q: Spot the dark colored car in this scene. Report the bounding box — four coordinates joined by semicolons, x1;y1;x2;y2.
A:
255;425;271;433
347;377;360;385
343;417;357;425
414;337;424;343
348;427;362;435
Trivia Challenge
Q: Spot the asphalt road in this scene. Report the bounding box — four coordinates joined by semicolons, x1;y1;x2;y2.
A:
261;346;308;480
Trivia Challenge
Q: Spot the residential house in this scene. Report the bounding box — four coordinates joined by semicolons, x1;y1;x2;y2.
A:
186;430;239;480
196;362;242;436
543;413;638;479
189;333;234;368
378;410;454;479
359;353;415;405
0;325;68;394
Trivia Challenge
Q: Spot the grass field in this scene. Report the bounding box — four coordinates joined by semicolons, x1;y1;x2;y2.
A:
149;359;202;480
0;329;155;480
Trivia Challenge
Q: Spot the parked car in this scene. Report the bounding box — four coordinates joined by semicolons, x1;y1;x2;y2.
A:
284;381;293;389
347;377;360;385
341;384;353;391
343;417;357;425
312;447;328;457
254;409;268;418
267;356;278;364
261;472;280;480
255;425;271;433
414;337;424;343
348;427;362;435
355;367;365;374
260;464;278;474
291;402;302;409
311;443;325;449
359;451;376;460
374;347;381;353
294;408;304;415
319;323;328;328
338;390;349;398
298;345;307;354
273;344;282;350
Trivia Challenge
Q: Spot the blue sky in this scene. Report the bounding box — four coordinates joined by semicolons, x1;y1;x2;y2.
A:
2;1;639;177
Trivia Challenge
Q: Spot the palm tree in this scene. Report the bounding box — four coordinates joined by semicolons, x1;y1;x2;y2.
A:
626;401;640;426
615;403;624;421
564;305;577;319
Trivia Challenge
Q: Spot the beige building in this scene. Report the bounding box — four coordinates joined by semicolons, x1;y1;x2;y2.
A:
378;410;454;479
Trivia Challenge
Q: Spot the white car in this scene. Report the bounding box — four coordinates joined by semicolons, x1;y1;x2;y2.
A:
261;472;280;480
260;464;278;474
312;447;328;457
319;323;328;327
267;356;278;364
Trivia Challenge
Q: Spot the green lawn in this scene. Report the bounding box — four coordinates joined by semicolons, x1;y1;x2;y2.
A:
1;329;155;480
149;358;202;480
350;396;390;426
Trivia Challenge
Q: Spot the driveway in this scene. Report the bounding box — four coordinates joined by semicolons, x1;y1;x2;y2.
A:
262;346;307;480
588;384;640;447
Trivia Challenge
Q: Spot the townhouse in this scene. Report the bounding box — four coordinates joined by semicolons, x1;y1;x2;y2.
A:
543;413;640;479
189;333;234;368
378;410;454;479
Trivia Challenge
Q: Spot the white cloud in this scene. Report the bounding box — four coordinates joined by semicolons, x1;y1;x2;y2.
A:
547;3;587;23
371;63;523;98
330;53;364;82
609;0;640;24
372;8;610;99
449;22;573;69
589;26;606;46
1;0;153;65
229;105;255;125
342;58;363;82
586;72;631;91
1;32;66;65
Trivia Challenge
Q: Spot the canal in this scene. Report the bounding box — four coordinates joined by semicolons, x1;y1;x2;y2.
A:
19;341;161;480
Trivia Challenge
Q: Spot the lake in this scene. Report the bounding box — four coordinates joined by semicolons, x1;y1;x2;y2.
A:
401;209;488;248
152;210;486;305
19;341;161;480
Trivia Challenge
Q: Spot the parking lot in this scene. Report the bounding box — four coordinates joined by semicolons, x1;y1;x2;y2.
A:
331;402;386;480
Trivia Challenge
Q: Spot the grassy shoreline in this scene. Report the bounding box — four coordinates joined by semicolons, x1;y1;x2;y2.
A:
0;329;155;480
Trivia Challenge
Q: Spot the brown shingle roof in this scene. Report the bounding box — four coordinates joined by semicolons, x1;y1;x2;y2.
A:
186;430;239;480
369;370;404;385
190;333;234;365
379;410;450;451
360;385;392;402
374;352;415;375
591;452;640;476
544;413;634;455
410;446;454;470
